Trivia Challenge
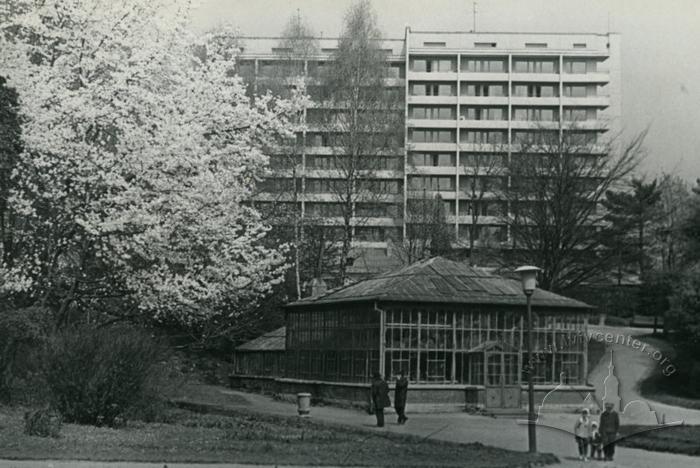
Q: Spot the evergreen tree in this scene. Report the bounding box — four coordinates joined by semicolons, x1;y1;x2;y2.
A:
602;178;662;280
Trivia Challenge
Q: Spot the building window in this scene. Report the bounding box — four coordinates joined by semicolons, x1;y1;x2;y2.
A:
410;129;456;143
563;60;592;74
512;107;558;121
460;153;505;167
305;203;344;217
359;179;401;194
565;131;598;145
573;43;587;48
563;85;592;97
525;43;548;48
462;83;507;97
411;152;455;166
563;108;593;121
459;176;506;192
461;106;506;120
410;106;456;120
355;227;389;242
512;58;557;73
512;130;559;144
475;42;497;48
423;41;447;47
410;83;456;96
411;58;455;72
409;176;455;192
461;130;506;144
512;84;558;98
461;57;507;73
356;203;399;218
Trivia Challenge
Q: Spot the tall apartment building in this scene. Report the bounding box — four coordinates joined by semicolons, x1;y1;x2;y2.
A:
241;29;621;274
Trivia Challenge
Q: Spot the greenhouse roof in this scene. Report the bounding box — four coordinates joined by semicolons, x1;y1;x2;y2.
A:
236;327;286;351
286;257;592;310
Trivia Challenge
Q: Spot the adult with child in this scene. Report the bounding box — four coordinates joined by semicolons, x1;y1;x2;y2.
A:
573;408;593;461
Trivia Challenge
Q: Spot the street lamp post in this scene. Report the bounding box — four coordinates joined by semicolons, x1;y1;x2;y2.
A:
515;265;541;454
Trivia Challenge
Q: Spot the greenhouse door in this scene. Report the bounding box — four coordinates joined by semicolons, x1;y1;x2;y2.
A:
485;353;521;409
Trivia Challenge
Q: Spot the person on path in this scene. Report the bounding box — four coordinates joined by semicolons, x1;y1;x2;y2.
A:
370;372;391;427
573;408;592;461
590;421;603;460
394;369;409;424
600;402;620;461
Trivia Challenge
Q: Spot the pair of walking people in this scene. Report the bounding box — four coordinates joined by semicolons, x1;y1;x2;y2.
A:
370;370;408;427
574;403;620;461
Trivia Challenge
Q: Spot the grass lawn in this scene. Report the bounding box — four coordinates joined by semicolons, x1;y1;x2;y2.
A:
0;405;557;467
635;334;700;410
617;424;700;456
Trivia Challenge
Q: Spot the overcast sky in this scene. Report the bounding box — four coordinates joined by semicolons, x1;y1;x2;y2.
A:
190;0;700;184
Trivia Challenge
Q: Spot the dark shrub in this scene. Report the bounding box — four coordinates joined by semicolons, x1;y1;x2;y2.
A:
24;408;62;437
0;306;51;402
43;325;163;426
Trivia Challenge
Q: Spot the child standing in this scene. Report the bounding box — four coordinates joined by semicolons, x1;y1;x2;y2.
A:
573;408;592;461
590;421;603;460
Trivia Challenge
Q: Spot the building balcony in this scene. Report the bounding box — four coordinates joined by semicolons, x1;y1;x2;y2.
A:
305;146;339;155
302;216;401;227
458;72;509;82
265;168;301;177
407;189;456;200
406;165;458;175
458;142;507;152
510;120;560;130
407;95;459;105
508;143;609;153
561;96;610;107
352;240;391;249
509;72;560;83
457;166;507;176
561;72;610;84
510;97;560;106
303;193;404;203
304;169;403;179
456;190;504;200
407;71;458;81
457;119;509;129
357;217;403;227
408;118;458;128
459;96;509;105
562;120;609;131
409;142;459;152
453;215;503;224
253;192;293;202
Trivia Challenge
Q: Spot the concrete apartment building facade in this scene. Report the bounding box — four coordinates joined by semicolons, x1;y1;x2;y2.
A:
241;29;622;274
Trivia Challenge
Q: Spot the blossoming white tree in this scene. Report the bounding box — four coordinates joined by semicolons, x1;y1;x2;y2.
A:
0;0;300;328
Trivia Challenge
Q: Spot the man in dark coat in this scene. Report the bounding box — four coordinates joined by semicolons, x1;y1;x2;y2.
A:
370;372;391;427
394;369;409;424
599;402;620;461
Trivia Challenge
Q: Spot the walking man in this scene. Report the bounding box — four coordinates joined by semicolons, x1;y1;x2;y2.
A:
394;369;409;424
600;402;620;461
370;372;391;427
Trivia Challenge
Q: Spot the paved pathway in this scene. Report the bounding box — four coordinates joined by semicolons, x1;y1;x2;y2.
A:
179;386;698;468
587;325;700;425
